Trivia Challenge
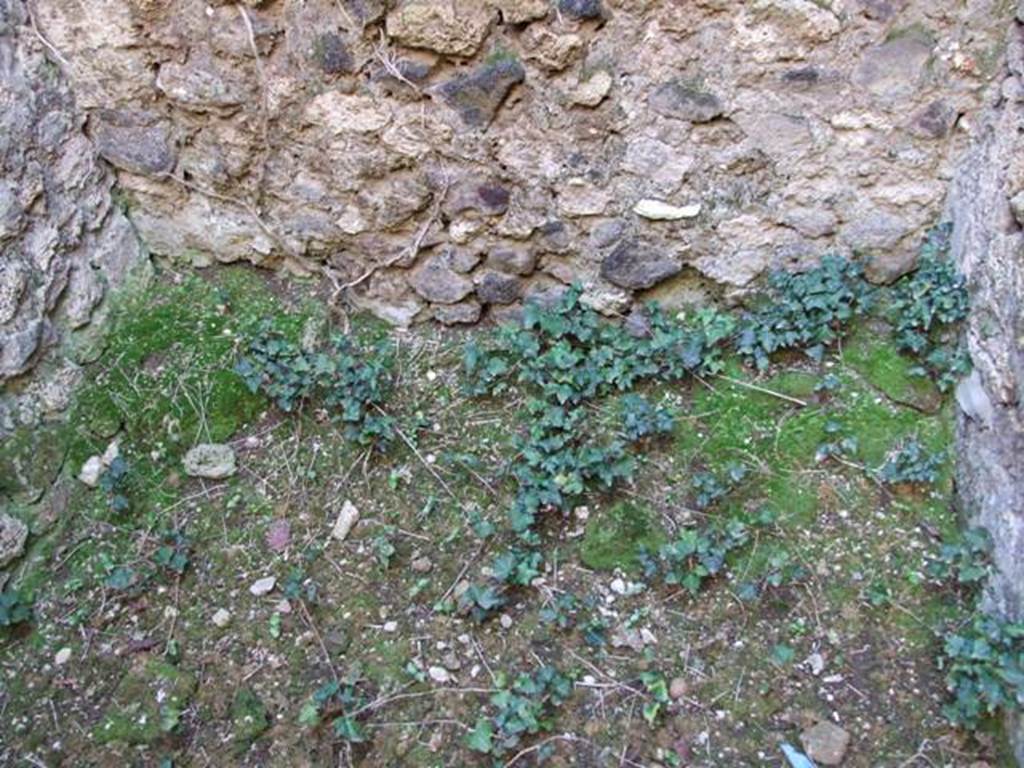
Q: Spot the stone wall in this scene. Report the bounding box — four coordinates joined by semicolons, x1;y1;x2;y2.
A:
0;0;144;435
27;0;1012;326
948;8;1024;761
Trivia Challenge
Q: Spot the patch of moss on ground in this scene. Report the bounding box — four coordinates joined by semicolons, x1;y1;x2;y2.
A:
66;267;313;466
231;687;269;744
843;327;941;412
94;659;197;745
580;502;666;571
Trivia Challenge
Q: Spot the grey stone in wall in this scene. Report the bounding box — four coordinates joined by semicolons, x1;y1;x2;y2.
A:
948;16;1024;764
0;0;144;433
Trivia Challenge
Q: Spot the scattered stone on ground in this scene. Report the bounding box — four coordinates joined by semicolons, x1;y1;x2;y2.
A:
211;608;231;628
670;677;689;700
78;441;120;488
801;720;851;766
0;513;28;568
182;443;237;479
265;519;291;553
54;647;72;666
78;456;104;488
428;666;451;684
249;577;276;597
332;500;361;541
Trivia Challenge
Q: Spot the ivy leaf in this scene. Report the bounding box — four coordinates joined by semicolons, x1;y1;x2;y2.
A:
297;700;320;727
466;717;494;754
332;716;366;742
771;644;796;667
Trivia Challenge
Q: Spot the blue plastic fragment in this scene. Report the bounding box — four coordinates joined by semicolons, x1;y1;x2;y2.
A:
781;742;817;768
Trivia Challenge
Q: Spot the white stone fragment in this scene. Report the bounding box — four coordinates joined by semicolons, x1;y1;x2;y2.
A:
633;199;702;220
332;500;361;541
250;576;276;596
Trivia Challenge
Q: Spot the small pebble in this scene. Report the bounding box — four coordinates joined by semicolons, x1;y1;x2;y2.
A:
212;608;231;627
411;557;433;573
250;576;276;596
670;677;689;700
383;621;399;633
442;652;462;671
428;666;450;684
499;613;513;629
54;647;72;666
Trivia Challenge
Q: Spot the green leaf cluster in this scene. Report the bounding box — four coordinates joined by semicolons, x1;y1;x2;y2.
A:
940;614;1024;729
735;255;874;370
99;456;131;514
298;677;369;743
153;530;191;575
458;548;543;622
877;439;945;485
0;587;33;627
467;666;573;756
464;286;728;538
891;225;970;391
236;325;394;447
926;528;991;587
639;520;750;595
691;463;747;509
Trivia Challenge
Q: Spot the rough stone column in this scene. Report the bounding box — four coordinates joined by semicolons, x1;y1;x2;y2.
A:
948;13;1024;763
0;0;144;433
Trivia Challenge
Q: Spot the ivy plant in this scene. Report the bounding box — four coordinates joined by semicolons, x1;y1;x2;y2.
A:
297;676;370;743
463;286;726;539
0;587;33;627
877;440;945;485
236;324;395;447
890;224;971;391
940;613;1024;729
925;528;992;588
639;520;750;595
735;255;874;370
466;666;574;756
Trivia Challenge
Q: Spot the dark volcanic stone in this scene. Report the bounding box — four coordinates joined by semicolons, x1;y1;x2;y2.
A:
909;100;956;139
648;81;724;123
538;220;572;253
783;67;820;85
558;0;603;19
439;58;526;128
314;33;353;74
444;178;512;216
600;240;681;290
476;271;521;304
91;110;176;176
486;248;536;275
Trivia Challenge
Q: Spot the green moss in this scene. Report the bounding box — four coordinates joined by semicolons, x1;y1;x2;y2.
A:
65;266;317;467
232;687;269;744
0;421;69;504
760;475;819;527
580;502;666;572
843;328;941;412
94;660;197;745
